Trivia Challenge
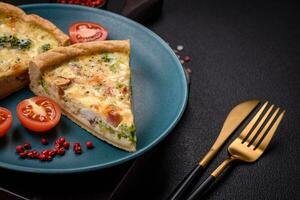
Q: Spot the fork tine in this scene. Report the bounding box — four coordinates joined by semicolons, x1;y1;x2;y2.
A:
238;102;268;141
252;108;280;148
256;110;285;151
245;105;274;145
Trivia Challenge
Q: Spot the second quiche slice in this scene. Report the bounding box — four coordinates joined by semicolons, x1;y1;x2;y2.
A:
29;40;136;152
0;2;69;99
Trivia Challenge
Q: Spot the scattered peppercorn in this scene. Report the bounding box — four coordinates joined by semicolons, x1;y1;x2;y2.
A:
16;145;24;153
86;141;94;149
183;56;191;62
41;138;48;145
16;138;94;161
24;143;31;149
63;141;70;149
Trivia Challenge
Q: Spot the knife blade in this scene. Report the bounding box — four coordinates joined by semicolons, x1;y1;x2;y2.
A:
199;99;260;167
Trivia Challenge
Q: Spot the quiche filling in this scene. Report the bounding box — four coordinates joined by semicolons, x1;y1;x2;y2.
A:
0;14;58;75
39;52;136;145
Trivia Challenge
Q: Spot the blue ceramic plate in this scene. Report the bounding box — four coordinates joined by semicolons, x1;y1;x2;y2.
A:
0;4;188;173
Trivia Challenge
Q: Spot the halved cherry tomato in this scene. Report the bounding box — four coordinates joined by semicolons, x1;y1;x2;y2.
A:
69;22;108;44
16;96;61;132
0;107;13;137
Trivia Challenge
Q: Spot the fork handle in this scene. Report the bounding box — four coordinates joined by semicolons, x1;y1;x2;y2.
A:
186;157;235;200
167;164;204;200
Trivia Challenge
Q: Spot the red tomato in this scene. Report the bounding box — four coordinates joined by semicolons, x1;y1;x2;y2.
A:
69;22;108;44
107;110;122;127
16;96;61;132
0;107;13;137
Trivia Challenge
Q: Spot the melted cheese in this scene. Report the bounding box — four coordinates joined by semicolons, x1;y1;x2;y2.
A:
43;52;134;130
0;14;59;75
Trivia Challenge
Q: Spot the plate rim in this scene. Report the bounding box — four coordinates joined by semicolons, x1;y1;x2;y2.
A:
0;3;188;173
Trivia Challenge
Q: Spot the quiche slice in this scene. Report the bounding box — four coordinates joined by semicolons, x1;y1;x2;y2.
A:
29;40;136;152
0;2;69;99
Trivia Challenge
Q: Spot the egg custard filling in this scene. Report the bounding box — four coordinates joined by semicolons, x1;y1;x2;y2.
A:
0;13;64;75
0;2;69;99
29;41;136;151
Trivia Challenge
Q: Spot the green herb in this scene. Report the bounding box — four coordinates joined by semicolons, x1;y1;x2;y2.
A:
98;121;106;132
118;124;136;143
110;64;118;73
94;86;101;91
38;79;49;94
106;126;115;134
18;39;32;49
98;121;136;143
0;35;32;50
0;35;9;47
116;82;126;89
101;53;111;62
40;43;51;52
98;121;115;134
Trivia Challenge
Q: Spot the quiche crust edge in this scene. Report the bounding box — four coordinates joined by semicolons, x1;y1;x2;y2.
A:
29;40;136;152
0;2;69;99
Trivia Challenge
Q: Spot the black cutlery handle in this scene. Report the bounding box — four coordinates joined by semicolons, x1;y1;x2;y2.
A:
167;164;204;200
186;175;216;200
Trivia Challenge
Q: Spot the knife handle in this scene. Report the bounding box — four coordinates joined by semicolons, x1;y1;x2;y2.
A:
186;157;235;200
167;164;204;200
186;175;216;200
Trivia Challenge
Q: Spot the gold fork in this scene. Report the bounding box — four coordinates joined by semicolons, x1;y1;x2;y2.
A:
186;102;286;200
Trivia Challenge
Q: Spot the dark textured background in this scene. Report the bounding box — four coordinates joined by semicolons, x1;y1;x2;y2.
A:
1;0;300;200
112;0;300;199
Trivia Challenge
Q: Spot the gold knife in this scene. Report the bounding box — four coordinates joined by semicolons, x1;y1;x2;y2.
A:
168;99;260;200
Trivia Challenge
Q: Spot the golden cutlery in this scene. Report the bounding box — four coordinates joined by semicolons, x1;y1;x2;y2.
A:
168;100;260;200
186;102;285;200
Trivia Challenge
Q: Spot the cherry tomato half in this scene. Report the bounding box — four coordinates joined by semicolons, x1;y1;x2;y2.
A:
69;21;108;44
16;96;61;132
0;107;13;137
